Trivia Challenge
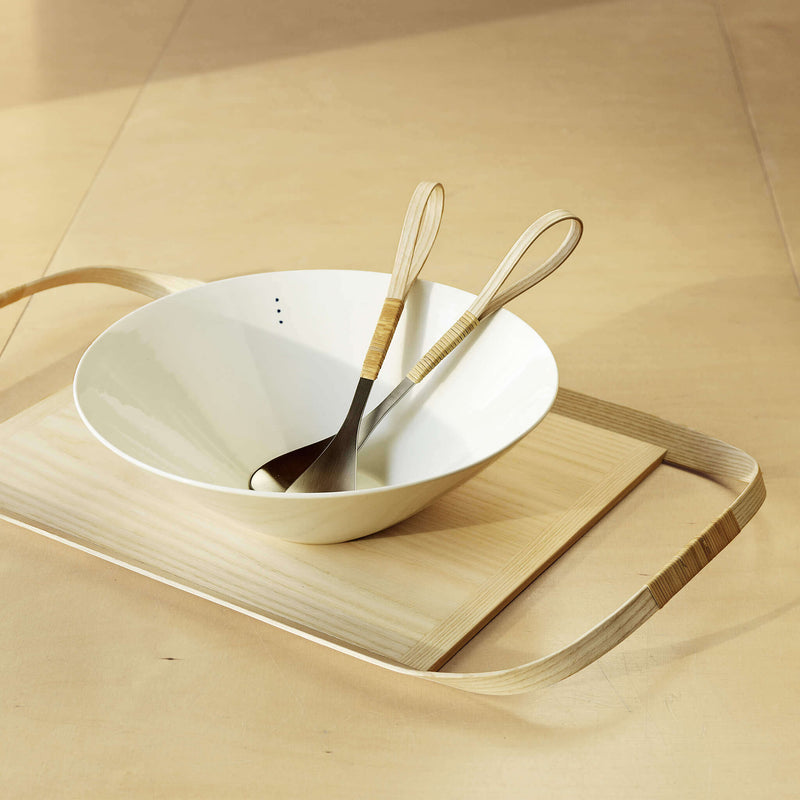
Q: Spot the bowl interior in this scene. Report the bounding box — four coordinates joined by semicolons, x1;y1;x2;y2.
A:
74;271;558;493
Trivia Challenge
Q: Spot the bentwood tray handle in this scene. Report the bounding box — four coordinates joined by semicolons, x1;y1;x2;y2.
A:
0;266;204;309
410;388;766;694
0;267;766;695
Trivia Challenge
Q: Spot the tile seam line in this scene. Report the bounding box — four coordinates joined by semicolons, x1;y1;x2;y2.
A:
0;0;195;365
713;0;800;295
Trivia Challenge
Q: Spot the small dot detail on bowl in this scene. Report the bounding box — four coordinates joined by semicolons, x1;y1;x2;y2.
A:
275;298;283;323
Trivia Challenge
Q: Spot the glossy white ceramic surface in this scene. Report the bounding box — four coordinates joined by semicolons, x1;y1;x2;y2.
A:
73;270;558;543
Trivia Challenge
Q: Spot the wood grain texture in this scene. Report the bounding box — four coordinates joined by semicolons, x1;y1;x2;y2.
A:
647;508;741;608
469;210;583;319
386;181;444;301
406;310;480;384
0;388;663;677
0;266;203;308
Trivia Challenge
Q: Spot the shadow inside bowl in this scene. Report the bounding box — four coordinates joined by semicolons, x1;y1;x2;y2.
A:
77;319;364;489
76;308;478;493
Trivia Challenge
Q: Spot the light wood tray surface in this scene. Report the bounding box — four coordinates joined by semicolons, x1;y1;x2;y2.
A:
0;387;663;672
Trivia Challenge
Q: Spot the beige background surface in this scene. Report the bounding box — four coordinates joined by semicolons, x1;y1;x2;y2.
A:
1;1;797;797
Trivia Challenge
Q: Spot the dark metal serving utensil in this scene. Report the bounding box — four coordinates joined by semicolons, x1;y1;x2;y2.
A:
267;181;445;493
250;209;582;492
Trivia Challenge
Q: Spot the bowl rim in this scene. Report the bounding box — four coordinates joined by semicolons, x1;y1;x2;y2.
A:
73;269;559;499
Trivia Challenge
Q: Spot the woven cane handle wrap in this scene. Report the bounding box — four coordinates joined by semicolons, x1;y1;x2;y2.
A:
648;509;741;607
406;311;480;383
360;298;404;380
552;388;765;613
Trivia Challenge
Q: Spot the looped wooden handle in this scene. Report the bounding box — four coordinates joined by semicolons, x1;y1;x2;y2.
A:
387;181;445;301
0;266;203;310
470;210;583;319
361;182;445;380
405;210;582;384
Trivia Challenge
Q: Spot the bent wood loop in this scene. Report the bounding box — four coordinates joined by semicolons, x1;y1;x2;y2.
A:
406;210;583;384
361;181;444;381
471;209;582;319
0;266;204;309
0;268;766;695
386;389;765;695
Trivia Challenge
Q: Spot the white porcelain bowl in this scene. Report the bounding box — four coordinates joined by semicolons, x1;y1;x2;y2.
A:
74;270;558;544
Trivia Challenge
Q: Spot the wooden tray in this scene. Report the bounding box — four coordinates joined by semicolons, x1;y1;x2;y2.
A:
0;268;766;694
